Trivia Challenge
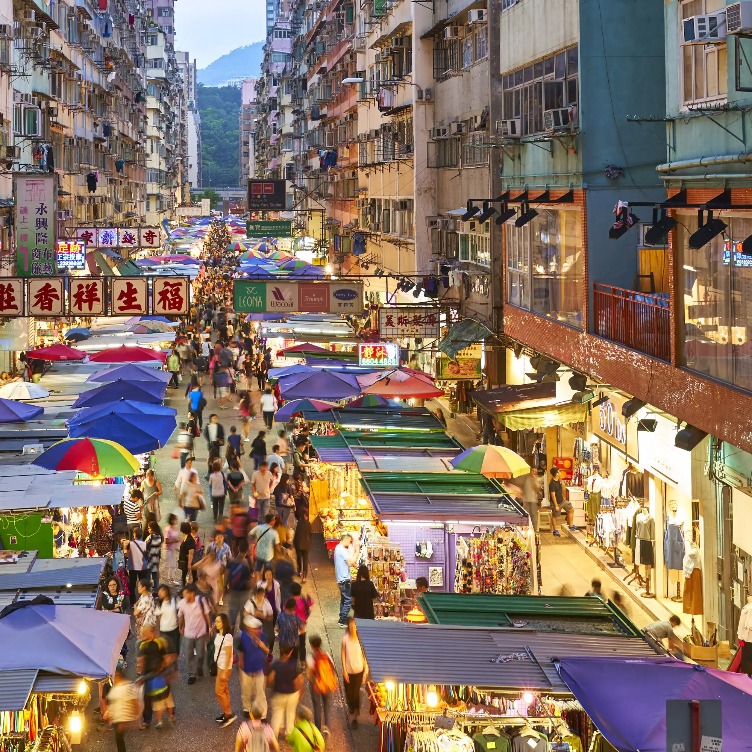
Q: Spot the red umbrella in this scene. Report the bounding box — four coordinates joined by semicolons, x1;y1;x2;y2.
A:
357;367;436;389
26;344;86;361
360;369;444;399
282;343;329;355
88;345;166;363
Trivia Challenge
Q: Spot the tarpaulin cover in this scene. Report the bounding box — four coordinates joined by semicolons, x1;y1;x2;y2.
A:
279;370;362;400
437;318;492;360
73;379;166;408
0;603;130;679
496;403;587;430
557;656;752;751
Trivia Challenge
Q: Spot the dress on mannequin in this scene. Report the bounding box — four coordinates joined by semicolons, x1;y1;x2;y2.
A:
739;599;752;676
587;471;603;526
682;542;703;615
634;510;655;566
664;520;686;570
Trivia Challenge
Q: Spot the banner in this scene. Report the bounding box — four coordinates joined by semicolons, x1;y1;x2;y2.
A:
233;280;363;314
359;343;399;368
379;307;440;339
15;174;57;277
247;220;292;237
437;356;482;380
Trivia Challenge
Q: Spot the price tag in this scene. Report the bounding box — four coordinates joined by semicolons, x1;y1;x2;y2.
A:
701;737;722;752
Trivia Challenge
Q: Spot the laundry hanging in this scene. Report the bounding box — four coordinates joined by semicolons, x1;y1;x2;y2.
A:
86;172;98;193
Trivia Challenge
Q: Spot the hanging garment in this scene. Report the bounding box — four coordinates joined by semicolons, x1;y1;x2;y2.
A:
45;145;54;172
683;568;703;615
115;159;125;173
741;641;752;676
738;603;752;643
86;172;98;193
664;523;686;570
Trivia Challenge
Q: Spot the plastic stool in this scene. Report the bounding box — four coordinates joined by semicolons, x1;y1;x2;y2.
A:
537;509;553;532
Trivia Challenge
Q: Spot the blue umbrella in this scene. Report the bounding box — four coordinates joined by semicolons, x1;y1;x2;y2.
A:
278;369;362;400
64;327;91;340
69;399;177;427
87;363;172;384
268;364;313;379
0;398;43;423
238;266;275;278
73;379;166;409
288;265;326;278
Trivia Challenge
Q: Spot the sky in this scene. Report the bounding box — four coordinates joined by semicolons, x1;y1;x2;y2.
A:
175;0;266;68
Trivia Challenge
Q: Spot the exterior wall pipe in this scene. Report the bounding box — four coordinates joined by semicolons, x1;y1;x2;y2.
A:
659;173;752;181
657;153;752;173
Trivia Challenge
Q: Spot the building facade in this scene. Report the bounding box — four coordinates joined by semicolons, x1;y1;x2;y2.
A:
239;77;258;182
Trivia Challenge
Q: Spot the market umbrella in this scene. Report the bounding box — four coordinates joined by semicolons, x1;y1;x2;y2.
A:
239;252;274;264
274;398;336;422
73;379;166;408
68;401;177;453
33;437;140;476
127;320;175;334
265;250;293;261
360;369;444;399
0;382;49;400
277;258;309;271
278;369;362;400
344;393;399;409
63;327;91;341
0;398;43;422
126;316;177;325
254;242;274;252
282;343;329;355
87;363;171;384
288;265;326;278
88;345;166;363
0;602;131;679
26;344;86;361
556;656;752;752
357;367;436;389
450;444;530;479
134;258;161;267
226;241;253;252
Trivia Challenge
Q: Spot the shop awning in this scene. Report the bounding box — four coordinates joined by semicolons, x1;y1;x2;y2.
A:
437;318;493;360
310;430;463;463
355;620;660;690
0;559;105;590
304;408;445;432
556;656;752;752
418;593;642;637
496;403;587;430
0;669;37;711
472;382;557;415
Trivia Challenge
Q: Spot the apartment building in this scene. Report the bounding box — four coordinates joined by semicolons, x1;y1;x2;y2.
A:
239;78;259;182
176;50;200;196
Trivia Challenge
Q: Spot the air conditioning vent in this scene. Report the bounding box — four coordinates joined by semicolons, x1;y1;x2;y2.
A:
443;25;459;39
543;107;576;132
726;2;752;34
496;118;521;138
467;9;486;23
429;126;448;139
683;11;727;43
449;121;463;134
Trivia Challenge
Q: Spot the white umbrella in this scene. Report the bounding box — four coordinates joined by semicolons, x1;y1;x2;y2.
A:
0;382;50;400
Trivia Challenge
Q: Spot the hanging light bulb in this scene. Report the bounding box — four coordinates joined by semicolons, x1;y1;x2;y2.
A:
522;691;536;704
385;681;396;691
426;685;439;707
77;679;87;695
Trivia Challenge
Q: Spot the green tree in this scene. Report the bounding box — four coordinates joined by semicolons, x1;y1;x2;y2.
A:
197;84;241;188
193;189;222;209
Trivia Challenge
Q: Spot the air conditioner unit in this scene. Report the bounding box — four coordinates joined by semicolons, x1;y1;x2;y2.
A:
449;121;463;134
468;115;482;130
467;9;486;23
444;25;459;39
22;9;35;22
0;24;10;36
683;11;727;43
727;2;752;34
391;36;406;46
496;118;521;138
29;96;40;108
423;87;433;101
429;125;448;138
4;145;19;159
29;27;43;38
543;107;574;132
426;216;442;229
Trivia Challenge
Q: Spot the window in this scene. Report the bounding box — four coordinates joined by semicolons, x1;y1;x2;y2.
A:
462;34;473;68
13;105;40;137
679;215;752;391
433;39;460;80
506;208;583;328
271;52;291;62
475;25;488;61
680;0;727;104
427;137;460;167
158;7;172;16
501;46;578;136
459;229;490;266
462;132;488;167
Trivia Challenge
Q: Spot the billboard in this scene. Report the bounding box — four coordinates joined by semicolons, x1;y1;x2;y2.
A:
15;174;57;277
233;280;363;314
246;220;292;237
247;180;286;211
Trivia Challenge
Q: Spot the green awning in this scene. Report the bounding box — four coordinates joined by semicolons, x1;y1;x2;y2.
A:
360;471;504;495
438;318;492;359
496;403;587;430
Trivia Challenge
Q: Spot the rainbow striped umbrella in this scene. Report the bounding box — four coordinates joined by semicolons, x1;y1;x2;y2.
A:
33;437;140;477
450;444;530;479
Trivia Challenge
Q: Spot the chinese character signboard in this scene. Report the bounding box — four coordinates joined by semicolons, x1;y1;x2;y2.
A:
118;229;139;249
153;278;189;315
246;220;292;238
97;228;118;248
0;279;24;317
358;343;399;368
15;175;57;277
233;281;364;314
112;277;148;315
247;180;286;211
379;307;440;339
28;278;64;316
69;278;105;316
140;227;161;248
56;241;86;271
75;228;97;247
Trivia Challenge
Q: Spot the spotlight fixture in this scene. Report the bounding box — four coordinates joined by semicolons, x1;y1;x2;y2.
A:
512;343;523;359
541;372;560;383
496;204;517;225
515;202;538;228
461;201;480;222
622;397;646;419
400;279;415;292
412;285;422;298
609;201;639;239
375;267;384;276
476;201;497;224
675;424;708;451
741;235;752;256
689;210;726;249
644;209;677;246
568;373;588;392
572;390;596;404
592;393;608;408
637;418;657;432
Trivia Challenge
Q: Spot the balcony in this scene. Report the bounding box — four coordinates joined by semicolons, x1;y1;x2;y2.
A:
593;283;670;362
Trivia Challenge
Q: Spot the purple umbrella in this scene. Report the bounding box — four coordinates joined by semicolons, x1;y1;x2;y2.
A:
278;370;361;400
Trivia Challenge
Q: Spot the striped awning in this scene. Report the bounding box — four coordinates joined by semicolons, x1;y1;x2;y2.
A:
496;403;587;430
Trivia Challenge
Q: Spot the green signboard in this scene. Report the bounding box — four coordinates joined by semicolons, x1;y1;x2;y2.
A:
246;220;293;238
234;280;267;313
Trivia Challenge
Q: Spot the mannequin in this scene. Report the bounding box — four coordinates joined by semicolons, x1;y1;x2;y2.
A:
624;497;645;587
620;463;645;499
586;466;604;540
682;536;703;618
739;597;752;677
634;501;655;597
664;500;686;601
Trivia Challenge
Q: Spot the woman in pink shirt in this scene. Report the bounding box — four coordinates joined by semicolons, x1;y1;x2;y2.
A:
164;513;181;584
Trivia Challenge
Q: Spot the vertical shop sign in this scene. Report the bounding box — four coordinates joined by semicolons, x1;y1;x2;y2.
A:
75;228;97;247
111;277;148;315
591;392;639;461
28;277;64;316
0;279;24;316
56;241;86;271
97;228;118;248
152;277;189;315
69;278;105;316
15;174;57;277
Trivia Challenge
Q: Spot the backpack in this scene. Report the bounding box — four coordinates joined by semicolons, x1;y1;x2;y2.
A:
227;557;251;591
193;536;204;564
238;721;270;752
312;652;338;694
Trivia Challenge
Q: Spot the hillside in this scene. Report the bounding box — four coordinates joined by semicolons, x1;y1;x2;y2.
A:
197;42;264;86
197;85;241;188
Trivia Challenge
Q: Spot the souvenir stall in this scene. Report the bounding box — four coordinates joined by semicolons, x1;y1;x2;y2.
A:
356;619;661;752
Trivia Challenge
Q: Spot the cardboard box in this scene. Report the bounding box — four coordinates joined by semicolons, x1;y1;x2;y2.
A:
686;642;719;667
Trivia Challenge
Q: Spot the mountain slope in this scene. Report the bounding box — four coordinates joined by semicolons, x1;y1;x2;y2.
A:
197;85;241;187
198;42;264;86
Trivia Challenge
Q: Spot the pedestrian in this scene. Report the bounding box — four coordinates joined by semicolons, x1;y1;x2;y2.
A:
100;577;126;613
306;635;337;737
178;583;211;685
235;704;278;752
293;511;312;582
292;439;310;482
175;456;195;498
127;527;148;598
341;618;365;728
136;624;171;729
549;466;575;536
226;457;249;506
145;521;163;591
164;514;181;584
276;598;304;661
156;584;180;656
245;580;276;655
333;533;357;627
209;459;228;522
251;462;274;520
236;616;270;720
290;582;313;664
124;489;144;539
520;467;542;532
211;613;236;727
188;380;206;429
228;424;243;456
132;578;157;636
104;669;143;752
141;469;163;523
260;387;277;431
585;578;602;597
226;539;253;630
266;445;285;476
177;521;196;586
179;469;205;522
273;545;296;605
276;430;290;469
254;359;267;393
251;431;268;471
204;413;226;454
287;705;324;752
646;615;683;654
238;392;253;441
167;349;181;389
267;643;303;740
252;514;280;572
350;564;379;620
175;423;193;468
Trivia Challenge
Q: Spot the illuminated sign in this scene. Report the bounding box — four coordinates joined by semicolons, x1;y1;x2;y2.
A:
56;241;86;271
358;342;399;368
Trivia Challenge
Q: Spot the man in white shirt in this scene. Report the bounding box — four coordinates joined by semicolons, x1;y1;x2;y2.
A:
174;457;195;498
266;445;285;475
333;534;357;627
251;462;275;520
259;388;277;431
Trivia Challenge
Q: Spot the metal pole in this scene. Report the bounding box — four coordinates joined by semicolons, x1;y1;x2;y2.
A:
690;700;701;752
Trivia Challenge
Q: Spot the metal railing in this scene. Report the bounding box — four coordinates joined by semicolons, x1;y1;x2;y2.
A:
593;282;671;361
